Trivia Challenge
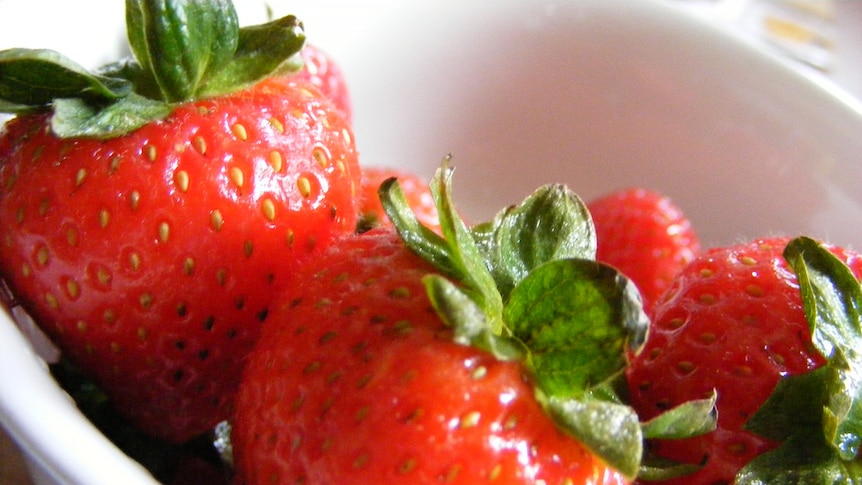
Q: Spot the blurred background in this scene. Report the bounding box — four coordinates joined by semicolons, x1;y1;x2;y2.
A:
672;0;862;101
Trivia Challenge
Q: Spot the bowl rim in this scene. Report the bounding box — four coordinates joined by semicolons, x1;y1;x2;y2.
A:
0;306;159;485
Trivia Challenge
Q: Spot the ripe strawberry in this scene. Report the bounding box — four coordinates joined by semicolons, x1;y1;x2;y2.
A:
0;1;359;443
232;165;658;484
356;166;438;232
587;188;700;314
626;236;862;483
293;44;353;123
232;229;628;485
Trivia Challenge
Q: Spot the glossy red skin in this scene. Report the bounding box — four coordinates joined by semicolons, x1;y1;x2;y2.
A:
357;166;439;232
232;229;627;485
625;237;862;484
0;77;359;443
293;44;353;123
587;188;700;315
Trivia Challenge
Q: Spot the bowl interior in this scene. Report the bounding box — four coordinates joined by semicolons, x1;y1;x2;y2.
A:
2;1;862;484
307;0;862;248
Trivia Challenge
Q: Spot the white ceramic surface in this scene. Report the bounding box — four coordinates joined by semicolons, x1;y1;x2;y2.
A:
2;1;862;484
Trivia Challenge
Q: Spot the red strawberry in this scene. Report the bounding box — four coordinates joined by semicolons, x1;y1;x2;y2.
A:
626;236;862;483
0;2;359;443
587;188;700;314
293;44;353;123
356;166;439;232
232;165;655;484
232;229;628;485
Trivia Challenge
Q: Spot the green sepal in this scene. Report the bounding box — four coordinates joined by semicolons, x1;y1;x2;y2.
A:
377;177;458;276
381;158;655;479
0;48;131;106
745;360;841;443
122;3;304;101
51;94;172;139
423;273;526;362
783;237;862;459
0;99;33;115
378;171;462;279
381;160;505;334
785;237;862;365
545;394;643;480
198;15;306;98
125;0;240;102
2;0;306;139
428;161;506;330
736;432;862;484
638;454;705;482
641;390;717;440
477;184;597;298
95;58;158;100
505;258;648;398
737;236;862;483
634;393;716;481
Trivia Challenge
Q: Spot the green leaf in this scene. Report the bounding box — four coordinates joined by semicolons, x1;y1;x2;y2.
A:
504;259;648;398
638;455;704;482
785;236;862;361
0;98;33;114
379;176;457;275
198;15;305;98
380;160;651;479
125;0;240;102
783;236;862;459
423;273;489;344
545;395;643;480
480;184;596;299
381;160;505;334
745;364;832;442
0;48;131;108
96;58;161;101
125;0;150;76
423;274;526;361
746;351;862;464
736;432;862;484
737;237;862;483
636;393;717;481
51;94;172;139
429;162;505;329
641;391;717;440
822;348;862;460
3;1;312;138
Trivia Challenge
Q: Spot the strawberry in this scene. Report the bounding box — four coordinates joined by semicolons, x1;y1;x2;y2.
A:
587;188;700;314
626;236;862;483
356;166;438;233
231;163;680;484
232;229;627;485
293;44;353;123
0;1;359;443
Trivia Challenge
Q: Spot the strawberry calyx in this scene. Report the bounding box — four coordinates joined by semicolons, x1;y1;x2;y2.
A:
0;0;305;138
379;157;716;479
734;236;862;482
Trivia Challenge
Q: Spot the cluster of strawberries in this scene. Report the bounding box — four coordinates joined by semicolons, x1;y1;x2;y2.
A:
2;2;861;485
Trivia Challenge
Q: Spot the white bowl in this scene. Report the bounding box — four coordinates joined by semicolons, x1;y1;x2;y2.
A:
2;1;862;484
